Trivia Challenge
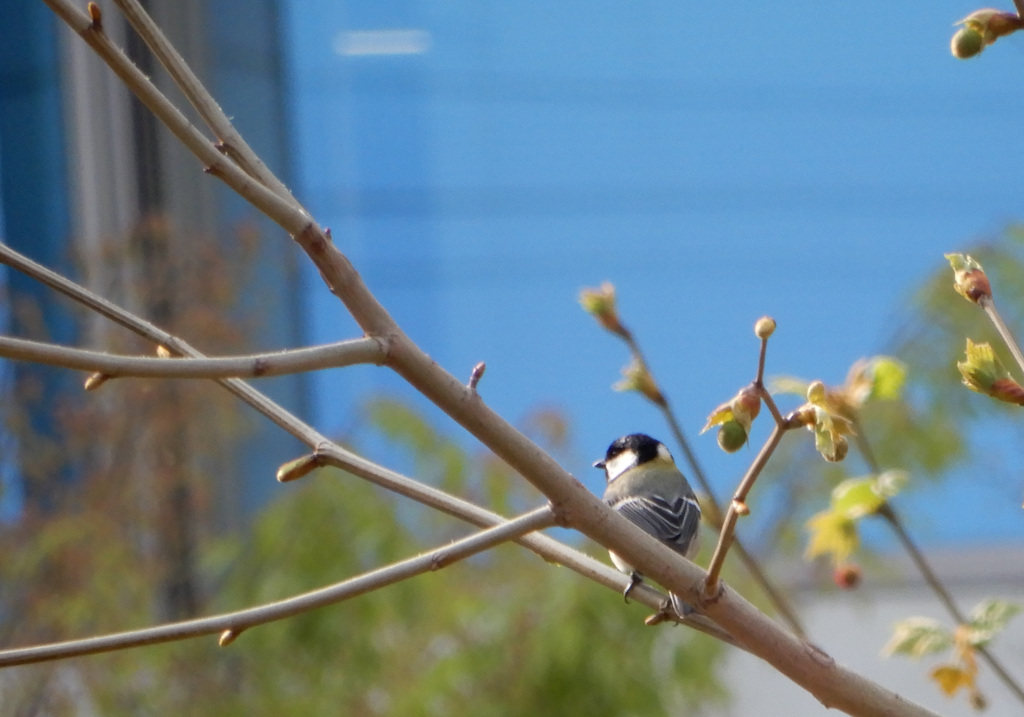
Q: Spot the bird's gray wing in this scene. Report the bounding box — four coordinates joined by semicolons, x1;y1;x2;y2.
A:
611;494;701;557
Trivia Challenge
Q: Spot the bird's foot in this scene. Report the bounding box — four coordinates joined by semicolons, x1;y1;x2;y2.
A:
622;572;643;603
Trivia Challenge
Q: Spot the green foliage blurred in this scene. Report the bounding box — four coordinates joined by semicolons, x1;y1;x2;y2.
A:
755;227;1024;575
9;221;1024;713
0;398;725;715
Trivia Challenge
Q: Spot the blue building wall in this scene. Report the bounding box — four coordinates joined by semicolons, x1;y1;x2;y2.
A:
0;0;308;517
0;3;76;509
282;1;1024;547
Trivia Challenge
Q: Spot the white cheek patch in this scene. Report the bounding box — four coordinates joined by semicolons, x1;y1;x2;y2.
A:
656;443;674;463
604;450;638;482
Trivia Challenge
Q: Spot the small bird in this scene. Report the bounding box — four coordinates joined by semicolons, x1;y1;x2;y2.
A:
595;433;701;616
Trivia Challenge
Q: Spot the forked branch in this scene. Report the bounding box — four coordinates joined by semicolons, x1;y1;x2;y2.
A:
26;2;947;714
0;240;739;650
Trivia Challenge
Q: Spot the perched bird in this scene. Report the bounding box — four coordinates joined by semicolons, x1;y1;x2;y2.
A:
595;433;701;616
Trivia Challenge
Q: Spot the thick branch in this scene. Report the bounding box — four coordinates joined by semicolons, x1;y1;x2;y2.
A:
314;443;738;645
0;240;738;648
0;334;384;379
0;506;556;667
41;5;945;713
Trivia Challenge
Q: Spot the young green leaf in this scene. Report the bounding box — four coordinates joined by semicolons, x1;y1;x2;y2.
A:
966;599;1022;647
831;477;886;518
867;357;907;400
805;510;858;565
884;617;953;658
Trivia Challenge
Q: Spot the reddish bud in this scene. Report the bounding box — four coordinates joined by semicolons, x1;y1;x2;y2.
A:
87;2;103;30
833;563;862;590
219;629;242;646
989;377;1024;406
961;269;991;303
970;690;988;711
946;254;992;304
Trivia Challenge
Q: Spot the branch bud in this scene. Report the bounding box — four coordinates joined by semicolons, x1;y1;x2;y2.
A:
613;357;665;405
717;420;748;453
945;253;991;304
833;563;862;590
951;26;985;58
957;339;1024;404
702;385;761;448
951;9;1024;59
276;454;323;482
87;2;103;30
754;315;776;340
83;373;110;391
579;282;628;338
219;629;242;647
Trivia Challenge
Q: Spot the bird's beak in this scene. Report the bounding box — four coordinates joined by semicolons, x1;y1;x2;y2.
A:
593;459;605;470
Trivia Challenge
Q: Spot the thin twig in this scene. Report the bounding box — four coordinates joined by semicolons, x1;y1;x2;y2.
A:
0;334;384;379
110;0;299;205
41;0;313;239
703;416;792;598
0;506;557;667
702;332;798;598
42;5;948;712
760;385;787;426
883;512;1024;706
619;331;807;638
0;240;740;648
755;331;769;385
854;429;1024;706
980;296;1024;378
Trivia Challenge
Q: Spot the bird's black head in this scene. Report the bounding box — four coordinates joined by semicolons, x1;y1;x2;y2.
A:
593;433;672;481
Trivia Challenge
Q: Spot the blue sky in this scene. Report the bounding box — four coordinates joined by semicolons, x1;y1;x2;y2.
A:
282;1;1024;550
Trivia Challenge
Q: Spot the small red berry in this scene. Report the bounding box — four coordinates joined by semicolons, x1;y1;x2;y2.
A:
833;563;862;590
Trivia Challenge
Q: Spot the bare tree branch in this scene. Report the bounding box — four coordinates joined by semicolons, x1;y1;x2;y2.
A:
0;332;384;379
312;443;739;645
0;239;740;648
0;506;557;667
32;3;950;714
704;414;796;597
43;0;312;237
112;0;300;205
